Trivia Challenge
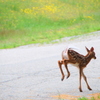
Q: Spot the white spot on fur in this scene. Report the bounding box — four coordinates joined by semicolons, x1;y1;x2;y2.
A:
62;45;81;60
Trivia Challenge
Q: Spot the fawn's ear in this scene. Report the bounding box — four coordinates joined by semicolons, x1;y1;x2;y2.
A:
85;46;89;52
91;47;94;51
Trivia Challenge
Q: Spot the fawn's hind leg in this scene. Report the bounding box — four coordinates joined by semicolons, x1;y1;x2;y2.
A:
63;60;70;79
58;60;65;81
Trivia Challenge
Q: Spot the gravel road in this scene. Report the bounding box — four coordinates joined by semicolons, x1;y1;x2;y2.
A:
0;31;100;100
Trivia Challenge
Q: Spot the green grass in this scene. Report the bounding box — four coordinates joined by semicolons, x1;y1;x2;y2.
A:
0;0;100;49
78;93;100;100
78;97;88;100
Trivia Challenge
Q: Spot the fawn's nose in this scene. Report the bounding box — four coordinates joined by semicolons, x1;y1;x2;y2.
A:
94;56;96;59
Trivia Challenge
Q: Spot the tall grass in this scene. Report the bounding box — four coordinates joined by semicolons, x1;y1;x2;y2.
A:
0;0;100;49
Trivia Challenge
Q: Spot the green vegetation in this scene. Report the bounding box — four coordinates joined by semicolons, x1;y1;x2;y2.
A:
0;0;100;49
78;93;100;100
78;97;89;100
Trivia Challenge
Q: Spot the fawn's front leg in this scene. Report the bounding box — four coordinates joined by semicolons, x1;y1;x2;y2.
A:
82;70;92;91
79;67;83;92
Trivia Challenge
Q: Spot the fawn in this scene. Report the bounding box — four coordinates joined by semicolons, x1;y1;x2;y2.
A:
58;46;96;92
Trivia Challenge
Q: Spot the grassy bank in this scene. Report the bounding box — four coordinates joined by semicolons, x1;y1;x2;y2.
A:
0;0;100;49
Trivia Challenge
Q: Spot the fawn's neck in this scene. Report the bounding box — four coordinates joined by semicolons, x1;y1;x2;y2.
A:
85;53;92;65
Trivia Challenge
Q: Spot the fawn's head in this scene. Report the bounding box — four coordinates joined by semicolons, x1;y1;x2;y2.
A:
85;47;96;59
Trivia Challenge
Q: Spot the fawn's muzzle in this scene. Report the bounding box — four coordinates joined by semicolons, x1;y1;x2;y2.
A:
94;56;96;59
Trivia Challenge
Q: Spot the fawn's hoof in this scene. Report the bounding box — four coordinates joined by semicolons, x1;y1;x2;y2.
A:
61;76;65;81
66;73;70;79
79;88;83;92
61;78;64;81
88;88;92;91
